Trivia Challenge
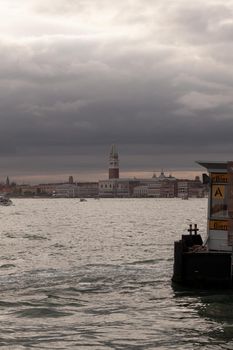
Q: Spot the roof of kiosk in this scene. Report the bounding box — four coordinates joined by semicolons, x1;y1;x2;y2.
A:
196;161;233;173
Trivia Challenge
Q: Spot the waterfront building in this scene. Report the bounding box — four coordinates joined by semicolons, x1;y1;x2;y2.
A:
54;183;79;198
99;179;140;197
159;179;177;198
14;183;59;197
133;185;148;197
53;182;99;198
134;178;161;197
18;185;37;196
77;182;99;198
177;176;205;198
133;172;177;198
36;183;58;195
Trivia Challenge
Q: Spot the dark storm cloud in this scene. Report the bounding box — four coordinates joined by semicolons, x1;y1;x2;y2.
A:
0;0;233;178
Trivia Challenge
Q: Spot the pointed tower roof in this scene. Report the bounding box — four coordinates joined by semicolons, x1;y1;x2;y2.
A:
110;144;118;159
6;176;10;186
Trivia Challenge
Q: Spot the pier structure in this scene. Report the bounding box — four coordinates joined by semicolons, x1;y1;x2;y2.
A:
198;161;233;252
172;161;233;287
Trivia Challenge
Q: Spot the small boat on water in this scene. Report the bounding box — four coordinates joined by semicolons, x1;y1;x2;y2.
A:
0;196;13;206
80;198;87;202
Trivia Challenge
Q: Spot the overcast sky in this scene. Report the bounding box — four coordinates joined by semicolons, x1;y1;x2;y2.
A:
1;0;233;183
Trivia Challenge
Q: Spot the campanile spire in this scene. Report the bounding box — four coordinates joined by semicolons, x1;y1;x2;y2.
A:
109;144;119;179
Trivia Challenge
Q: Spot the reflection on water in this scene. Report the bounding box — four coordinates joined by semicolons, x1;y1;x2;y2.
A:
173;284;233;348
0;198;232;349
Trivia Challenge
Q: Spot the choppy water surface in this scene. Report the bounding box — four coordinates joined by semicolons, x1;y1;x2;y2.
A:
0;198;232;349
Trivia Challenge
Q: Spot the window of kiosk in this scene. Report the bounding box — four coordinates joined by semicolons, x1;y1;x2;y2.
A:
210;184;228;218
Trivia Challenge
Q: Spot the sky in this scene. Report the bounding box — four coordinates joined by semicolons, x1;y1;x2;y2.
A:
1;0;233;183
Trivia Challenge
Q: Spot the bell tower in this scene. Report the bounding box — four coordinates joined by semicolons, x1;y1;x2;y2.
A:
109;144;119;179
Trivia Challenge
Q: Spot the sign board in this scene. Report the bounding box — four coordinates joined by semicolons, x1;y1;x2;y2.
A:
212;185;225;200
209;220;228;231
211;173;228;183
227;162;233;245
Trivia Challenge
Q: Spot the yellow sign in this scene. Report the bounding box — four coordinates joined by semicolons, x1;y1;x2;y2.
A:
212;185;225;199
209;220;228;231
211;173;228;183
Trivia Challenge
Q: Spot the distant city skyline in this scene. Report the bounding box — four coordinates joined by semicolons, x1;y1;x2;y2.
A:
0;142;205;184
2;172;201;186
0;1;232;180
2;168;203;186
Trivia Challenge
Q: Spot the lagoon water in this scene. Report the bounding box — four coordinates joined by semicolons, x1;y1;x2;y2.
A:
0;198;232;349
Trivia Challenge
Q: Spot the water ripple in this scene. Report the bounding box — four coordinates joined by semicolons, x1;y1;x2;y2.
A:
0;198;228;349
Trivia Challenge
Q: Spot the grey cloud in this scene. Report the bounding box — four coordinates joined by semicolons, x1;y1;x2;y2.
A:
31;0;142;16
162;2;233;44
0;0;233;179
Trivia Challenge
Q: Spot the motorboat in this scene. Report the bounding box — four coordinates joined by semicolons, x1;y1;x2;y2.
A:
0;196;13;206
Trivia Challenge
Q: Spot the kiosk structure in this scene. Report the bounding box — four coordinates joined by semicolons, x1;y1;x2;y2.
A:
172;161;233;287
